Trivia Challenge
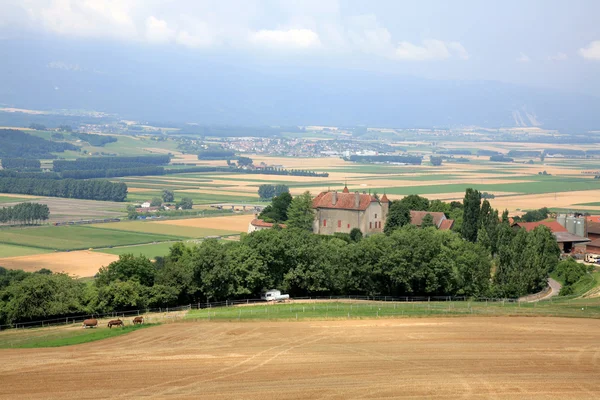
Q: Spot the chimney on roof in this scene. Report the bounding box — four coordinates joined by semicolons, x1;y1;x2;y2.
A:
332;191;337;205
355;191;360;208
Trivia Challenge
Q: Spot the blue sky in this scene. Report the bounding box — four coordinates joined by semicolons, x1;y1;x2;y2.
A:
1;0;599;95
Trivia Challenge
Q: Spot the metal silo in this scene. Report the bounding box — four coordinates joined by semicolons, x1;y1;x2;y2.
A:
566;216;576;234
557;214;567;228
575;218;585;237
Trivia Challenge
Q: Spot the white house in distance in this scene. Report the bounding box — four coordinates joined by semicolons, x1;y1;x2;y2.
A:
247;218;286;233
141;201;152;208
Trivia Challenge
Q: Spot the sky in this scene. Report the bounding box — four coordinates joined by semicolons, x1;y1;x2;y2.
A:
0;1;599;128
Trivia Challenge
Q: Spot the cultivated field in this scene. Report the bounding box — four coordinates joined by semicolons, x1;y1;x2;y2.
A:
0;251;118;277
1;317;599;399
112;141;600;214
88;220;240;238
155;214;256;232
0;197;126;223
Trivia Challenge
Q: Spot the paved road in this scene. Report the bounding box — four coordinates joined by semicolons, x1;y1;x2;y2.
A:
519;278;562;303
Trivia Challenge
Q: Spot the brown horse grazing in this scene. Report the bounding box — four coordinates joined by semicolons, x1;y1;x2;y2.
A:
107;319;124;329
82;319;98;328
132;316;144;325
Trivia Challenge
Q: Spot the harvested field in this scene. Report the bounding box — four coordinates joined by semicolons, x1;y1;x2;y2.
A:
0;250;118;277
1;317;600;399
156;214;255;232
489;190;600;212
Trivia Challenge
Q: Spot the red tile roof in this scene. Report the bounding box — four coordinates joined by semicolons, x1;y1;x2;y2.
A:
587;238;600;248
250;219;286;228
438;219;454;230
586;215;600;223
512;221;567;233
410;211;447;227
380;193;389;203
342;185;350;193
312;191;378;211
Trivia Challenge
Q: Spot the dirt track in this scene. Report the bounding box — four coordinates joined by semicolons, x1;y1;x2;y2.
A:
1;317;600;399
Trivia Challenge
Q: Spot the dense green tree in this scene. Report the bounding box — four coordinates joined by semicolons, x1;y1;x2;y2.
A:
162;189;175;203
421;213;435;228
430;156;443;166
349;227;363;242
286;191;315;231
150;197;162;207
384;201;411;235
501;209;510;224
258;192;292;222
258;184;275;200
462;188;481;242
178;197;193;210
428;199;450;215
237;156;253;167
96;254;157;287
399;194;429;211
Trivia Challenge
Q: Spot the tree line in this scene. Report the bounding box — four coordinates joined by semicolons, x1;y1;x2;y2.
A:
347;155;422;165
61;166;165;179
197;150;236;160
258;184;289;200
0;203;49;225
1;158;41;170
0;178;127;202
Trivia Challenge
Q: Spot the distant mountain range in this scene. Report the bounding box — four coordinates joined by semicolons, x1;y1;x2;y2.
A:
1;40;599;132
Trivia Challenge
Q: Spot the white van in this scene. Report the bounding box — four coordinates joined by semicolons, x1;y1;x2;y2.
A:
584;253;600;263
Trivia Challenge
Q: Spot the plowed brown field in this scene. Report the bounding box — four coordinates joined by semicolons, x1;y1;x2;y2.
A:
1;317;600;399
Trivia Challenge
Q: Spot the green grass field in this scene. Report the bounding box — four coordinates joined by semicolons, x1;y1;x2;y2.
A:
0;196;35;204
186;296;600;322
0;225;181;251
88;220;238;238
0;324;156;349
0;243;51;257
95;241;180;259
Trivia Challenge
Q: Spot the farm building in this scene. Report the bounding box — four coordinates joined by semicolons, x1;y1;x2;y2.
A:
512;221;589;253
409;211;454;230
587;222;600;241
247;219;286;233
312;186;388;236
586;239;600;255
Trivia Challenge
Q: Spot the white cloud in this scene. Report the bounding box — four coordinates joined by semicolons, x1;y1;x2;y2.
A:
548;52;567;61
145;16;174;43
47;61;82;71
249;29;321;49
579;41;600;60
394;39;468;61
22;0;138;40
517;53;530;63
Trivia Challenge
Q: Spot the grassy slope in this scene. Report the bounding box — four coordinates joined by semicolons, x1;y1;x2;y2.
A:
0;225;181;250
0;243;51;257
186;297;600;321
0;324;156;349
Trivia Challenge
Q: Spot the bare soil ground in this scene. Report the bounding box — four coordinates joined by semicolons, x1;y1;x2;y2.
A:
0;251;118;277
1;317;599;399
155;214;255;232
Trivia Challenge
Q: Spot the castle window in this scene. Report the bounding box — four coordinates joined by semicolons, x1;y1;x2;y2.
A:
375;213;378;218
323;219;327;227
370;222;372;229
338;220;342;228
347;223;350;228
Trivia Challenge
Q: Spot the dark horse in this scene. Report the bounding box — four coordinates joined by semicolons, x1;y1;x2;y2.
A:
107;319;124;328
132;316;144;325
82;318;98;328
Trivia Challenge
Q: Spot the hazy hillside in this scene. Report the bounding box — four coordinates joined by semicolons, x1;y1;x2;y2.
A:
1;40;599;132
